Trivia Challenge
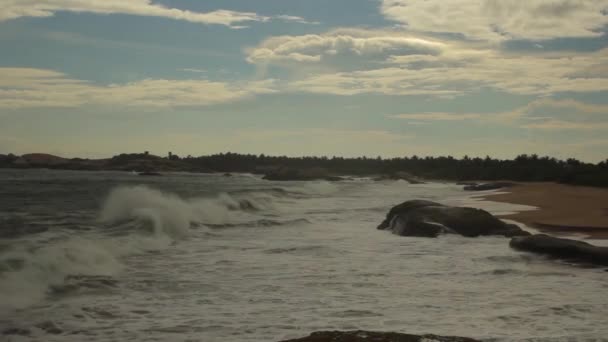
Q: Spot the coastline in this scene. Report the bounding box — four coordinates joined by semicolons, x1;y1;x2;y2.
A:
480;182;608;239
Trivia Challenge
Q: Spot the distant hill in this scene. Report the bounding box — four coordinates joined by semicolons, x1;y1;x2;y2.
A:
18;153;68;165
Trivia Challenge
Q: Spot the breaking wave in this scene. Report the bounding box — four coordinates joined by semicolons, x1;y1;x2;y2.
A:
0;185;280;312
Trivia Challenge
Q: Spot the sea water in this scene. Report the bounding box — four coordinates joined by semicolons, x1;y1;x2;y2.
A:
0;169;606;341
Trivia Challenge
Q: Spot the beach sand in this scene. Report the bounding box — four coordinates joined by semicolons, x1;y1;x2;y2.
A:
481;182;608;239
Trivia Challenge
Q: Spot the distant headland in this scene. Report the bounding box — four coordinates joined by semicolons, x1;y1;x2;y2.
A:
0;151;607;187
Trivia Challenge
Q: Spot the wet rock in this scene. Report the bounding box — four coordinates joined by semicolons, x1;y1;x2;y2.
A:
3;328;30;336
463;182;515;191
324;176;345;182
378;200;530;238
279;330;481;342
510;234;608;266
36;321;62;335
226;199;259;211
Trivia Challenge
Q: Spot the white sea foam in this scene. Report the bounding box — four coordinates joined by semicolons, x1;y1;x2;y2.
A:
0;237;123;311
99;185;276;236
294;181;339;196
0;185;281;311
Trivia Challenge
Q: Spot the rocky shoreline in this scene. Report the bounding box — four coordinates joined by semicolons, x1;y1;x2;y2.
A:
280;330;481;342
378;199;608;267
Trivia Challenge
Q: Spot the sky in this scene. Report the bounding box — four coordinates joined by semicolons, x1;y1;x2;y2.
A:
1;0;608;162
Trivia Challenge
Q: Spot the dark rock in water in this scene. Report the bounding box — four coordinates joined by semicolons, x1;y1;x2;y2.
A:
463;182;515;191
138;171;162;176
280;330;481;342
378;200;530;238
227;199;258;211
456;181;477;186
510;234;608;266
36;321;62;335
324;176;345;182
3;328;30;336
223;173;233;177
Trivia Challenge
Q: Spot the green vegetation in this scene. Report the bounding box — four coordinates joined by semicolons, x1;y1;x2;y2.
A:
1;152;607;187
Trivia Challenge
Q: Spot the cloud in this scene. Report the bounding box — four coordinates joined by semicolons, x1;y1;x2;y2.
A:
247;25;608;97
0;68;276;108
381;0;608;41
247;29;446;66
274;15;320;25
391;98;608;131
522;120;608;130
391;113;482;121
235;128;412;142
281;46;608;96
0;0;315;28
179;68;207;74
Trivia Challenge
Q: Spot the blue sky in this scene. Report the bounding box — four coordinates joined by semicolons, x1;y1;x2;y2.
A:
1;0;608;161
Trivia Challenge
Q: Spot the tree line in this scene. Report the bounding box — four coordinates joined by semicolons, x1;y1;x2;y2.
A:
2;152;607;187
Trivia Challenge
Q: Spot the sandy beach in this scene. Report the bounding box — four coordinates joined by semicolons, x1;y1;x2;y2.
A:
481;182;608;239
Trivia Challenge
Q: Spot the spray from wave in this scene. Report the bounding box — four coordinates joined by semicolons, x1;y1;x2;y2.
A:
0;237;122;311
0;185;280;312
99;185;277;236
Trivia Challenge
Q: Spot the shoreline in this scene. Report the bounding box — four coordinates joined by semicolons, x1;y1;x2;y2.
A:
480;182;608;239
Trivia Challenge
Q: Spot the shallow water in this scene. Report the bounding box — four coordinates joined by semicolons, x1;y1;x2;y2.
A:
0;169;606;341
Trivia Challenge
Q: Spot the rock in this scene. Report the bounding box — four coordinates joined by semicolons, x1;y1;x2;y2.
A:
510;234;608;266
456;181;477;186
463;182;515;191
226;199;258;211
378;200;530;238
36;321;62;335
324;176;345;182
279;330;481;342
3;328;30;336
223;173;233;177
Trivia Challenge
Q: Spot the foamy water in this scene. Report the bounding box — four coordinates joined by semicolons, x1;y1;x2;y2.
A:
0;170;606;341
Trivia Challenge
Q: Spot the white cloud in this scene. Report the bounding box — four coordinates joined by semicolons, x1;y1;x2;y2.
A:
522;119;608;130
179;68;207;74
247;25;608;97
247;29;446;65
391;113;483;121
0;0;314;28
381;0;608;41
280;46;608;96
274;15;320;25
391;98;608;131
0;68;276;109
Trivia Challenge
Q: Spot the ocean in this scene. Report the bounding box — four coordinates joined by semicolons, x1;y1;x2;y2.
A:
0;169;606;341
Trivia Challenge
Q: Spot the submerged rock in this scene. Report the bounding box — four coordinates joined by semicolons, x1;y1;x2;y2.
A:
463;182;515;191
35;321;62;335
2;328;30;336
510;234;608;266
378;200;530;238
280;330;481;342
